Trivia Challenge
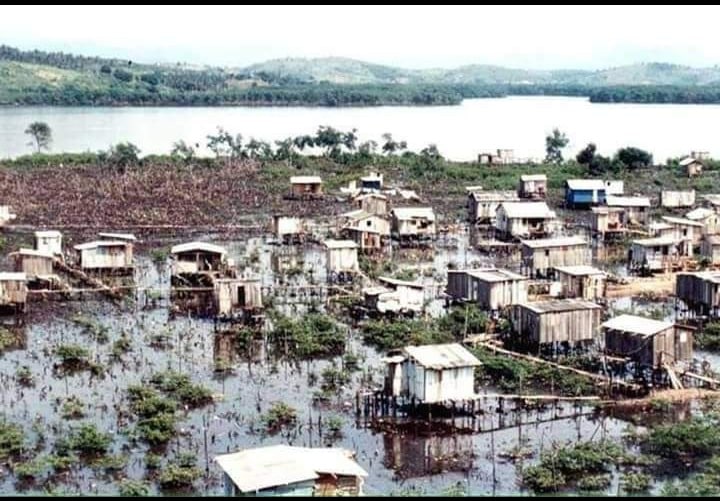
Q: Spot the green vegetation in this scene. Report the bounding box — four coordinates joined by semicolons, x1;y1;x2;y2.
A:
643;415;720;462
127;385;178;445
621;472;652;494
696;322;720;351
261;402;298;434
60;423;112;456
361;318;454;351
662;455;720;496
61;396;85;419
545;128;569;164
267;313;346;359
158;455;201;491
72;314;110;343
0;326;19;352
13;456;48;480
0;421;25;459
54;344;105;376
15;366;34;387
149;370;213;408
118;479;151;497
24;121;52;152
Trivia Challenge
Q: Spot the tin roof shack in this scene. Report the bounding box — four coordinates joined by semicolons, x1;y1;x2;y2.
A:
629;237;693;274
215;445;367;497
606;195;651;226
680;156;704;178
510;299;602;351
554;265;607;301
602;315;693;368
214;277;263;320
686;208;720;236
354;193;389;216
494;202;556;241
170;242;227;278
520;237;590;278
661;216;704;246
702;194;720;213
518;174;547;199
289;175;323;198
591;207;626;237
565;179;610;209
272;215;305;244
340;211;391;253
661;190;695;209
675;271;720;317
74;240;133;272
478;149;514;165
359;172;383;193
446;268;528;312
98;232;136;243
363;277;425;315
0;206;16;227
467;190;520;225
324;240;359;279
700;235;720;265
391;207;436;242
0;273;27;313
34;230;62;256
10;249;55;282
384;343;481;404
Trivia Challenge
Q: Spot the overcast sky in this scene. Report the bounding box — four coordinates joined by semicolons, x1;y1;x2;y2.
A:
2;5;720;69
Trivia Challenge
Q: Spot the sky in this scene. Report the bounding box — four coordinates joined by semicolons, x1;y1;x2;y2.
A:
2;5;720;70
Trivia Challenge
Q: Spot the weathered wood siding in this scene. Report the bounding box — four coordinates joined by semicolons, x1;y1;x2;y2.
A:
214;279;263;315
79;245;133;269
446;271;527;310
0;280;27;306
521;244;590;276
604;326;693;367
326;248;359;273
557;273;606;301
14;255;53;278
511;305;601;345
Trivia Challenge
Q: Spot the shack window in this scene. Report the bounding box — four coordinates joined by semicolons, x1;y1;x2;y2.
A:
545;250;550;257
366;220;372;227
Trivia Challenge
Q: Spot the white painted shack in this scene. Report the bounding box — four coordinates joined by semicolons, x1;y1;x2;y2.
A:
34;230;63;256
0;206;16;226
661;190;695;208
74;241;133;270
170;242;227;274
363;277;424;314
446;268;528;311
591;206;626;236
554;265;607;301
359;172;383;192
290;175;323;197
215;445;368;497
494;201;556;240
700;235;720;265
629;237;693;273
511;299;603;347
0;272;27;310
605;195;650;225
675;271;720;316
520;236;590;278
686;207;720;236
340;210;391;252
11;249;55;280
602;315;693;368
702;194;720;213
661;216;704;246
323;240;359;274
384;343;481;404
272;215;305;242
391;207;436;240
467;190;520;224
517;174;547;199
353;193;389;216
214;277;263;316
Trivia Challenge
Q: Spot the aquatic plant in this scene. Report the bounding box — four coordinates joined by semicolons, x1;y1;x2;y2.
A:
65;423;112;456
90;454;128;472
696;322;720;352
261;402;298;433
268;313;346;359
621;472;652;493
15;366;34;387
13;456;47;480
118;479;151;497
0;421;26;459
320;365;351;393
71;314;110;343
149;370;213;408
111;334;133;358
158;462;201;491
644;416;720;461
61;396;86;419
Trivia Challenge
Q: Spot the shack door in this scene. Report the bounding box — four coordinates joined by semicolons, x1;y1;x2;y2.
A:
237;285;246;307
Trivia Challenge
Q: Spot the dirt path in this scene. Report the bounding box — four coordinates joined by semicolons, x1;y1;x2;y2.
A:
606;274;676;298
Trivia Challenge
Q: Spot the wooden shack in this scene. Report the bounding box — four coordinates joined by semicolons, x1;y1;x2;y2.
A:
675;271;720;317
34;230;63;256
98;232;136;243
215;445;367;497
359;172;383;192
511;299;602;349
0;272;27;312
74;240;133;271
591;207;626;237
353;193;389;216
602;314;693;368
686;207;720;236
661;190;695;208
605;195;650;225
494;201;556;240
554;265;607;301
680;156;703;178
467;190;519;224
323;240;359;277
10;249;54;280
340;211;391;252
384;343;481;404
170;242;227;275
661;216;704;246
520;236;590;278
289;175;323;198
214;277;262;317
629;237;693;274
390;207;436;241
517;174;547;199
446;268;528;311
700;235;720;265
363;277;425;315
272;215;305;244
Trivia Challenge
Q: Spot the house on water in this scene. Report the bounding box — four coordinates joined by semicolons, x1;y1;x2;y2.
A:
34;230;63;256
680;156;704;178
554;265;607;301
340;210;390;253
74;240;134;272
353;193;390;216
602;314;693;368
214;276;263;321
0;273;27;313
564;179;623;209
520;236;590;278
660;190;695;209
390;207;436;242
660;216;704;246
323;240;359;280
383;343;481;404
494;201;556;240
510;299;603;351
517;174;547;199
10;249;55;283
605;195;651;226
629;237;693;274
445;268;528;312
272;215;306;244
467;190;520;225
363;277;425;316
675;271;720;318
215;445;368;497
170;242;228;276
591;207;627;237
289;176;323;198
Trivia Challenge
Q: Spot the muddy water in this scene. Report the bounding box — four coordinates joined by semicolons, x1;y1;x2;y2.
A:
0;234;706;495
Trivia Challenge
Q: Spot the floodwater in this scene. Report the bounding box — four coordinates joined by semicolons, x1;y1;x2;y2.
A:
4;97;720;160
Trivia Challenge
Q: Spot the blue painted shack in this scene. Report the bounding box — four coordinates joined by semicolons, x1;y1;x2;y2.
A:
565;179;623;209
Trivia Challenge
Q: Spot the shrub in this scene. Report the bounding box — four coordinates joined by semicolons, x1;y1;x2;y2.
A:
149;370;213;408
644;417;720;461
15;366;35;386
118;479;151;496
66;423;112;456
61;396;85;419
621;472;652;493
0;421;25;459
521;464;565;493
158;464;201;490
261;402;297;433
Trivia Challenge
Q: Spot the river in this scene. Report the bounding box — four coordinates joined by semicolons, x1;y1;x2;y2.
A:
2;96;720;160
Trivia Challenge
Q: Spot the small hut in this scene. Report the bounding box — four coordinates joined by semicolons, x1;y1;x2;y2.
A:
554;265;607;301
602;314;693;368
700;235;720;265
517;174;547;199
390;208;436;242
629;237;693;274
660;190;695;209
520;236;590;278
0;272;27;312
680;156;703;178
273;215;305;244
353;193;389;216
290;176;323;198
170;242;227;275
215;445;367;497
446;268;528;311
323;240;359;278
340;211;390;253
467;190;519;225
494;202;556;240
363;277;424;315
74;240;133;271
214;277;263;318
564;179;608;208
359;172;383;192
10;249;55;280
675;271;720;317
34;230;63;256
384;343;481;404
605;195;650;226
686;208;720;236
591;206;626;237
511;299;602;350
661;216;704;245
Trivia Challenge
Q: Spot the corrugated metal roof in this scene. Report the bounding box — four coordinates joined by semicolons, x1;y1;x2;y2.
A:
519;299;602;314
661;216;704;227
34;230;62;238
566;179;606;191
468;190;519;202
215;445;367;493
404;343;481;369
323;239;358;249
632;237;679;247
554;265;606;277
378;276;424;289
686;208;715;220
499;201;555;219
0;272;26;281
363;286;392;296
602;314;673;337
98;232;136;241
461;268;527;282
703;194;720;206
74;240;129;251
679;157;701;166
170;242;227;255
521;236;587;249
605;195;650;207
392;207;436;220
679;271;720;283
290;176;322;184
11;248;54;258
520;174;547;181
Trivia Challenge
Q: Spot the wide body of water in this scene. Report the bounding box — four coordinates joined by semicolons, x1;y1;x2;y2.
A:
2;96;720;161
